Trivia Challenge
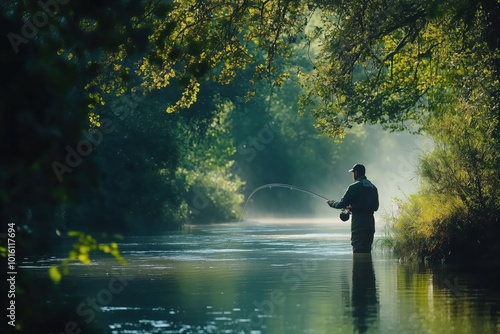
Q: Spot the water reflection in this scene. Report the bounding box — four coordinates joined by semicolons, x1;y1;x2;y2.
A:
350;253;379;333
20;221;500;333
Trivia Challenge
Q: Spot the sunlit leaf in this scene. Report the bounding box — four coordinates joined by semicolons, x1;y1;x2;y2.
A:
49;266;62;283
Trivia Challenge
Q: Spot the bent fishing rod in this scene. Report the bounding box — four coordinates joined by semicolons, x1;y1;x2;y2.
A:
239;183;332;221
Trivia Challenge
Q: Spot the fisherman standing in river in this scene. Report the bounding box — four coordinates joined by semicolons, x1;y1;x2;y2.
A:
327;164;379;253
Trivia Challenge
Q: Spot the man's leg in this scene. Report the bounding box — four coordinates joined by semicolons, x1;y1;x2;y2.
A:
352;228;374;253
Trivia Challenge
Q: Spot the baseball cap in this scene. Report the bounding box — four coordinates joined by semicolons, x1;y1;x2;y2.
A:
348;163;366;174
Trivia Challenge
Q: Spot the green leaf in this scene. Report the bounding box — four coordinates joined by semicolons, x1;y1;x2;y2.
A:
49;266;62;283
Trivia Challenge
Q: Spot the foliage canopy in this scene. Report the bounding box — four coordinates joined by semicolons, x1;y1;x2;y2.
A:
2;2;500;332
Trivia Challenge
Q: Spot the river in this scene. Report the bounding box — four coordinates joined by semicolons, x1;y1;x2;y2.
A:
23;219;500;333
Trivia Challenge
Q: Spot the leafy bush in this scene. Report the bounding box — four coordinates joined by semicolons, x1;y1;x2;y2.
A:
176;100;245;224
386;100;500;262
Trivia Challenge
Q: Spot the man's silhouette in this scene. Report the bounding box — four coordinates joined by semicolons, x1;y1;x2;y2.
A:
328;164;379;253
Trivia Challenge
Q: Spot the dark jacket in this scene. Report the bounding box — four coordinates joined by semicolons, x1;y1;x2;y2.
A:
331;176;379;232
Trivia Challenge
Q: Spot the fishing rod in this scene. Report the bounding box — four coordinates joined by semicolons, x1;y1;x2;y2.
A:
239;183;331;221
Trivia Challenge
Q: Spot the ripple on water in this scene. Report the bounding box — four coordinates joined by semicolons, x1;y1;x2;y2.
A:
21;220;500;334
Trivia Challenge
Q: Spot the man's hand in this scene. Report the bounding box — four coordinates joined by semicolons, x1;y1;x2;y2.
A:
327;200;336;208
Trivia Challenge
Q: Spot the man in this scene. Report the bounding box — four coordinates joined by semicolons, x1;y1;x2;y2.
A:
327;164;379;253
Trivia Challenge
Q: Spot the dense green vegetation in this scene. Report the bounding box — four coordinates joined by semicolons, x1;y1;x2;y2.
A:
339;0;500;261
1;0;500;332
386;101;500;262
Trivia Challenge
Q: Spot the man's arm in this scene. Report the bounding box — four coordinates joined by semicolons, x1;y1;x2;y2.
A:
327;185;356;209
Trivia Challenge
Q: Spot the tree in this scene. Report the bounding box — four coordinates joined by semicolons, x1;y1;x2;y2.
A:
1;1;154;332
85;0;499;141
298;0;500;138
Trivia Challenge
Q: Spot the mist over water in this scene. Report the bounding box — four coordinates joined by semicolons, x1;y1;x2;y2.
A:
340;127;432;222
243;124;432;229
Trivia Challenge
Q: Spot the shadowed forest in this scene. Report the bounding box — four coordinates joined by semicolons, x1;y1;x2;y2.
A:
1;0;500;333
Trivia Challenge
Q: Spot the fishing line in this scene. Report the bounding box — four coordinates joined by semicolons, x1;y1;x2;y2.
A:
239;183;330;221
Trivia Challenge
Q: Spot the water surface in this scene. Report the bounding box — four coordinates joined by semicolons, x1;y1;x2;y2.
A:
23;219;500;333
